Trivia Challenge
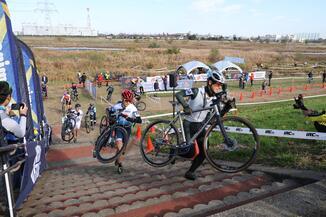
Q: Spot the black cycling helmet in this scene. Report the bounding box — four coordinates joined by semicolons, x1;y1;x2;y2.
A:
75;103;81;108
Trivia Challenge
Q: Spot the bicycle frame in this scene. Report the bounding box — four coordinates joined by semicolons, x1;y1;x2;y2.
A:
166;102;230;147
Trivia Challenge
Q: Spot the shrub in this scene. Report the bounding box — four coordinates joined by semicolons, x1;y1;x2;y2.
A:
208;48;221;63
166;47;180;55
148;42;160;48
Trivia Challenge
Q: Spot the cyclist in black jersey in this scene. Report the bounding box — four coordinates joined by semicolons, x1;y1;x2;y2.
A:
176;69;229;180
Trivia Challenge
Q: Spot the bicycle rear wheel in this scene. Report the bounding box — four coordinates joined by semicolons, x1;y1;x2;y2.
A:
95;126;128;163
61;118;76;142
140;120;178;167
136;101;146;111
204;116;259;173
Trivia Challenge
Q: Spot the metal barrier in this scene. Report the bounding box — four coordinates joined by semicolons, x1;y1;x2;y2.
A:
141;112;326;141
0;143;26;217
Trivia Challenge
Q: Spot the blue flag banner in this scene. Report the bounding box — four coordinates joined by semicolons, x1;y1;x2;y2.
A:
0;0;21;104
17;39;41;138
15;140;46;208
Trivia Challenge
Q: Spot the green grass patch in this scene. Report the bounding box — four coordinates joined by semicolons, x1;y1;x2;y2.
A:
236;96;326;171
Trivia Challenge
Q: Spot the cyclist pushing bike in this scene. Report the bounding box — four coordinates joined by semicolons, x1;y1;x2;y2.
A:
175;69;234;180
86;103;97;126
61;90;72;111
71;82;79;101
108;89;142;173
106;85;114;102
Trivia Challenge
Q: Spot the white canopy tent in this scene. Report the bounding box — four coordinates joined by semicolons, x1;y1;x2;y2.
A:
176;60;210;74
176;60;210;81
212;60;243;74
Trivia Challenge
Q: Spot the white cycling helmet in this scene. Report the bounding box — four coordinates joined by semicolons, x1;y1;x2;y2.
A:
207;69;226;84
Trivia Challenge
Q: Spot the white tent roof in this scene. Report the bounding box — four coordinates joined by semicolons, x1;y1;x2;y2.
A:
177;60;210;74
212;60;243;74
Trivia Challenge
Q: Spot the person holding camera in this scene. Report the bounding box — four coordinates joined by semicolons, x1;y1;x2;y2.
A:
0;81;28;141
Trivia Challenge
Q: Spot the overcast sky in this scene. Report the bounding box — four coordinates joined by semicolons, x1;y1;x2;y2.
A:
6;0;326;38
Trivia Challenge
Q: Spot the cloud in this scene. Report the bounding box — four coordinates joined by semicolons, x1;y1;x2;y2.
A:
222;4;242;13
272;15;286;21
191;0;224;12
191;0;242;14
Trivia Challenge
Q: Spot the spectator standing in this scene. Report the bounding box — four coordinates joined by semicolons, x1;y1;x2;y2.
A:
261;79;267;93
242;74;246;89
81;73;87;87
77;71;82;84
97;73;104;87
137;77;144;94
154;80;160;91
249;72;254;86
238;75;243;89
162;75;168;91
307;71;313;83
0;81;29;193
322;70;326;83
268;71;273;86
41;73;48;85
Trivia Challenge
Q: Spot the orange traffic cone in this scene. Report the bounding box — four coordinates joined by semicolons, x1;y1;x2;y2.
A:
304;84;308;91
136;125;141;140
259;90;263;97
191;140;200;160
239;92;243;101
268;88;273;96
146;136;154;154
250;91;255;99
278;87;282;95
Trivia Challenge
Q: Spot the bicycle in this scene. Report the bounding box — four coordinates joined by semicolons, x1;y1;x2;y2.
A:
140;91;260;173
134;92;146;111
61;112;76;142
93;119;128;164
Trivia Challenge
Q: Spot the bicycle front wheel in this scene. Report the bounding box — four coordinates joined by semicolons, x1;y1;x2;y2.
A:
85;115;91;133
95;126;128;163
204;116;259;173
140;120;178;167
136;101;146;111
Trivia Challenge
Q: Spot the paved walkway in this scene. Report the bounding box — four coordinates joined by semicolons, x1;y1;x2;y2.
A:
14;141;325;217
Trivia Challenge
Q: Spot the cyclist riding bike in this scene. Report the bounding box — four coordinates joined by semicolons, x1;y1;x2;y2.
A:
86;103;97;126
110;89;142;173
106;85;114;102
175;69;232;180
61;91;72;110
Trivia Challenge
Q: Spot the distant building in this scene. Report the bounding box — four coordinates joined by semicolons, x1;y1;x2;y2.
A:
19;23;97;36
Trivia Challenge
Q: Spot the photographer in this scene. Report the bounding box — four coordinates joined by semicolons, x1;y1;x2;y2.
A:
0;81;28;141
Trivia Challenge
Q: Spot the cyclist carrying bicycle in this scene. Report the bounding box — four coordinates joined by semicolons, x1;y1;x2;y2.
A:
111;89;142;173
175;69;228;180
70;103;83;143
86;103;97;126
61;90;72;110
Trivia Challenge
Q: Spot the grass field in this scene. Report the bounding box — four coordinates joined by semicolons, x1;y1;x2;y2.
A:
18;36;326;82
